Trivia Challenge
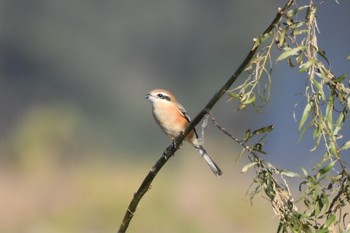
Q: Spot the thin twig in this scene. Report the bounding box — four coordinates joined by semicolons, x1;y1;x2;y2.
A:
207;111;258;160
208;112;298;223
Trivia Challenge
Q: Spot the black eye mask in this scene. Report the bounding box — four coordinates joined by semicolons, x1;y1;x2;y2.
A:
157;93;171;101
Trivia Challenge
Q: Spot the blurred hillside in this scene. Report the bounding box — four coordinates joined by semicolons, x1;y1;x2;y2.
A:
0;1;349;232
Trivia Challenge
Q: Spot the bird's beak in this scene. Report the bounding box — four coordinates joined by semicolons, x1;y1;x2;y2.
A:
145;93;151;99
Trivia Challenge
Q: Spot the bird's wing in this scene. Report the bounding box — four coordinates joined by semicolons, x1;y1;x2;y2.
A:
177;103;199;138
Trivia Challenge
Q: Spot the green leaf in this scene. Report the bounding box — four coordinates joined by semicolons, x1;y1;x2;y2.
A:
244;129;252;141
281;170;300;178
252;32;272;50
329;141;338;157
317;48;329;65
315;192;329;215
334;74;347;83
286;5;309;18
341;140;350;151
299;103;312;131
252;125;274;135
292;29;308;36
229;92;240;98
325;95;334;131
311;78;325;100
298;58;316;73
241;162;257;173
334;109;345;136
238;104;247;110
276;30;286;48
277;46;307;62
323;214;335;229
312;125;320;139
252;143;266;154
241;94;256;105
318;160;336;176
258;32;272;43
316;229;330;233
301;167;309;177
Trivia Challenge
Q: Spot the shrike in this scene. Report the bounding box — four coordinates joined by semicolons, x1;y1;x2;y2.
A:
145;89;222;176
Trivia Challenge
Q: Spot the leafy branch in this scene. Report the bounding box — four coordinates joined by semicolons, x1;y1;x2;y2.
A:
227;0;350;232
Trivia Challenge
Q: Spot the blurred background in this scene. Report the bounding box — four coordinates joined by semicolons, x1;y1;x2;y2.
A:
0;1;349;232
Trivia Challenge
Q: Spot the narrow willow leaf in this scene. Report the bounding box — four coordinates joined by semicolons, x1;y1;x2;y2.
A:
277;30;286;48
244;129;252;141
252;143;266;154
298;125;308;143
241;162;257;173
334;109;345;136
325;95;334;131
334;74;347;83
311;78;326;100
286;8;298;18
310;135;322;152
301;167;309;177
229;92;240;98
286;5;309;18
320;192;330;211
312;125;320;140
241;94;256;105
281;170;300;178
341;140;350;151
251;32;272;50
317;48;329;65
330;142;338;157
252;125;274;135
238;104;246;110
318;160;336;176
299;103;312;131
277;46;307;62
324;214;335;229
257;32;272;44
298;58;316;73
293;29;308;36
309;143;318;152
317;229;330;233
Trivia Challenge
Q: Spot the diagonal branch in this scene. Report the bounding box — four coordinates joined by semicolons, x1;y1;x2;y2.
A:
117;1;295;232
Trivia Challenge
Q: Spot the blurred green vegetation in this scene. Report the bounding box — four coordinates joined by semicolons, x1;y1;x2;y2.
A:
0;155;279;233
0;0;349;232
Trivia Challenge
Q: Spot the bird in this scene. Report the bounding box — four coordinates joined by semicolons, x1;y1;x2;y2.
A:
145;89;223;176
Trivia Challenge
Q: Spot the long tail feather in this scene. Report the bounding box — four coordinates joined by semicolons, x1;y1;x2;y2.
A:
197;145;223;176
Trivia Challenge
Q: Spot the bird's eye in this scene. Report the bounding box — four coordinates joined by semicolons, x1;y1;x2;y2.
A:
157;93;171;101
